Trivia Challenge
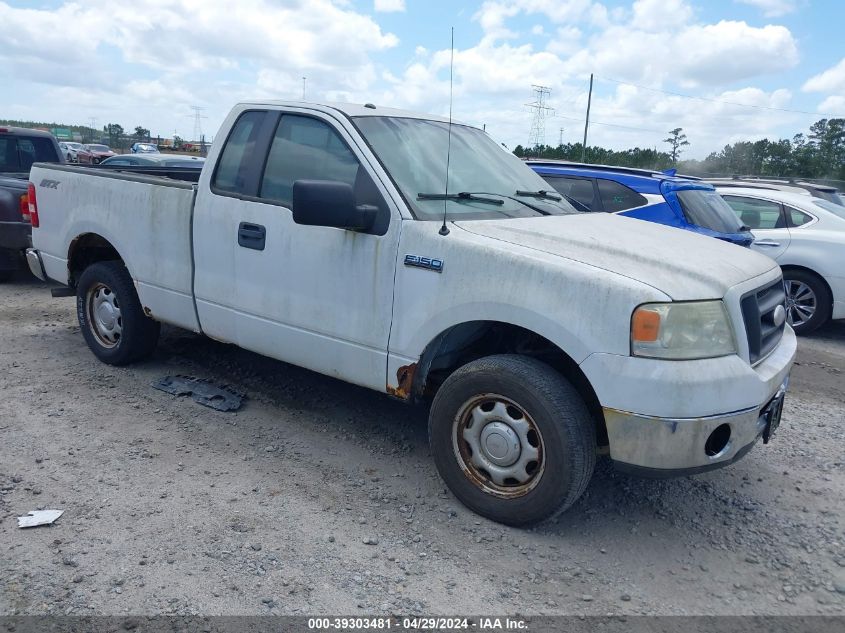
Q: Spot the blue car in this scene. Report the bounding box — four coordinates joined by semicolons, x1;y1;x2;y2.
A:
528;161;754;247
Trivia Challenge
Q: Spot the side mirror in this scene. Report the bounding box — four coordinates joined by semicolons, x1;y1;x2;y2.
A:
292;180;375;231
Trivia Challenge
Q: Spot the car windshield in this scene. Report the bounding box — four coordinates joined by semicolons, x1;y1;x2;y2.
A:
137;144;157;151
813;198;845;220
88;145;110;152
67;142;84;149
676;188;746;234
353;116;577;220
0;136;59;172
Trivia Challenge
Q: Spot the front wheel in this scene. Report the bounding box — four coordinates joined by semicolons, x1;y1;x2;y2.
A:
76;261;160;365
784;270;831;335
429;355;596;526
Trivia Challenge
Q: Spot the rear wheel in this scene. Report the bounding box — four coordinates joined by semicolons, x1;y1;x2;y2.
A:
429;354;596;526
783;269;831;335
76;261;159;365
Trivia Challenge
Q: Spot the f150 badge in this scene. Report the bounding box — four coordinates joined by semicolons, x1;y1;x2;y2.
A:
404;255;443;273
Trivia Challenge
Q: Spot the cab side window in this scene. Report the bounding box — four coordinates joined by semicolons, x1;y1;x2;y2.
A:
722;196;784;230
213;110;266;194
260;115;359;208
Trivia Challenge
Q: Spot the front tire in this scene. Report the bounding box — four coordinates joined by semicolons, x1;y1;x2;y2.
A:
76;261;160;365
429;355;596;526
784;269;831;335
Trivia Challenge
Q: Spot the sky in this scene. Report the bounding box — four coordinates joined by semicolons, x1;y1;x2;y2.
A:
1;0;844;158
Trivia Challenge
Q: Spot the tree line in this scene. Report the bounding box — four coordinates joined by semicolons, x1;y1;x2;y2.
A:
513;118;845;184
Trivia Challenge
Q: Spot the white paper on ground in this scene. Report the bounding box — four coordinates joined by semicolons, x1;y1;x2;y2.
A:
17;509;64;528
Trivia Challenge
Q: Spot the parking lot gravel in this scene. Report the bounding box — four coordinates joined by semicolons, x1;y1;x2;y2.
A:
1;273;843;616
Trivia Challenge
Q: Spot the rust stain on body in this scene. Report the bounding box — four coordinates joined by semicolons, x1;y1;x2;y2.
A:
387;362;417;399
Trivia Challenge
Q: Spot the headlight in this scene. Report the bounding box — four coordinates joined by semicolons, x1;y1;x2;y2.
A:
631;301;736;360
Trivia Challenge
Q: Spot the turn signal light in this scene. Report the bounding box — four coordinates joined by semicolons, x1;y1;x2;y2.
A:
631;307;661;342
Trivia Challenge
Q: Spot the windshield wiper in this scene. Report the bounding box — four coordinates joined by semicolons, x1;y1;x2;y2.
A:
515;189;562;201
417;192;504;205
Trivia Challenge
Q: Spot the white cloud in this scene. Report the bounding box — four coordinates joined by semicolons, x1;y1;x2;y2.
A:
735;0;798;17
803;58;845;93
817;95;845;114
374;0;406;12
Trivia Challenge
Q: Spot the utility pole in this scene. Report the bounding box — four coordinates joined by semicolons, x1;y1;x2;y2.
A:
526;85;554;152
302;77;307;100
581;73;593;163
559;127;564;147
88;117;97;142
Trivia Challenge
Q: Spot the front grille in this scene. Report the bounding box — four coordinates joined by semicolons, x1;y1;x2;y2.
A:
741;279;787;365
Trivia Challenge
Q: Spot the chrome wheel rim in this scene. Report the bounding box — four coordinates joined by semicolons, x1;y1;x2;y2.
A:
785;280;816;327
452;394;545;498
86;283;122;348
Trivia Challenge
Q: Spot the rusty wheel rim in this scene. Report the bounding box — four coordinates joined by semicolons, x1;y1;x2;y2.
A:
452;394;545;499
86;282;122;349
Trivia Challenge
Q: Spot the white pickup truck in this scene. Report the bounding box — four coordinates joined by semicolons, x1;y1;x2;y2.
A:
27;101;795;525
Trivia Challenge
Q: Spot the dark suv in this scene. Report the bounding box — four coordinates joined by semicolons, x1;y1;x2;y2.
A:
0;126;63;280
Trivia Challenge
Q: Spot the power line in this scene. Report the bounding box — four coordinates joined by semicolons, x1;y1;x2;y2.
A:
555;113;666;135
597;75;845;118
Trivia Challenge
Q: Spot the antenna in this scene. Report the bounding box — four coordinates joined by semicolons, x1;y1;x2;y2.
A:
439;27;455;237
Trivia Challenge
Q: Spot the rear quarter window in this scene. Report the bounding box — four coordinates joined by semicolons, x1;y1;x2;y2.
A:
596;178;647;212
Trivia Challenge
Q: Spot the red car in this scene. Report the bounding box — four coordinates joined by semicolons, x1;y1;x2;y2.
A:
59;142;94;164
83;143;117;164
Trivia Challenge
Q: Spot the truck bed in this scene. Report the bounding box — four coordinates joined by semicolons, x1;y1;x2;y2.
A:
30;162;200;331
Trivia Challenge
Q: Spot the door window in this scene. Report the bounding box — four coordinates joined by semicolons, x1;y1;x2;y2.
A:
212;110;267;194
259;115;360;208
596;178;647;212
721;195;784;230
543;176;599;210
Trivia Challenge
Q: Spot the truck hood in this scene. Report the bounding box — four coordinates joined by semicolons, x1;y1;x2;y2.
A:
455;213;778;300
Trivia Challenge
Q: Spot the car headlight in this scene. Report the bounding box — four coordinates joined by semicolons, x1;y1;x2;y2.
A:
631;301;736;360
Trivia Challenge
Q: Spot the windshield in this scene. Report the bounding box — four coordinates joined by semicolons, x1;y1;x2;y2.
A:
88;145;110;152
353;116;577;220
67;142;84;150
0;136;59;172
677;188;746;234
814;198;845;220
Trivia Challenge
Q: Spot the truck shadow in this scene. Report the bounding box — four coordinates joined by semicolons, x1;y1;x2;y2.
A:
154;325;791;547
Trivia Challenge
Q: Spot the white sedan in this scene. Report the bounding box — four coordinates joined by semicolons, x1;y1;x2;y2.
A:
718;187;845;334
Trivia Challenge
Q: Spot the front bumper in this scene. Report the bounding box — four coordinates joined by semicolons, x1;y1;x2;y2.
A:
605;376;788;477
582;324;796;475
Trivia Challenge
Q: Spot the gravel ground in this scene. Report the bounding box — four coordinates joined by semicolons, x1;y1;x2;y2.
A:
1;272;843;616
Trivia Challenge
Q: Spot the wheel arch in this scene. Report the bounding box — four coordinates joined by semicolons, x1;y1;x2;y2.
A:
780;264;834;311
403;320;607;446
67;232;125;287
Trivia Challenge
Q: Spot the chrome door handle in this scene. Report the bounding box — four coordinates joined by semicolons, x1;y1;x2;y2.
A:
755;239;780;247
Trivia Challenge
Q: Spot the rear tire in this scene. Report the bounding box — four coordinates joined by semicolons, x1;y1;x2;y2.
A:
76;261;159;365
783;269;831;335
429;354;596;526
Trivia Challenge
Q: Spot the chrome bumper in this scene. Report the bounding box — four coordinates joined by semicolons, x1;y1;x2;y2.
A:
26;248;47;281
605;377;789;477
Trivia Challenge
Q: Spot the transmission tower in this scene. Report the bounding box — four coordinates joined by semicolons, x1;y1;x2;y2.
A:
189;106;207;143
526;85;553;149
